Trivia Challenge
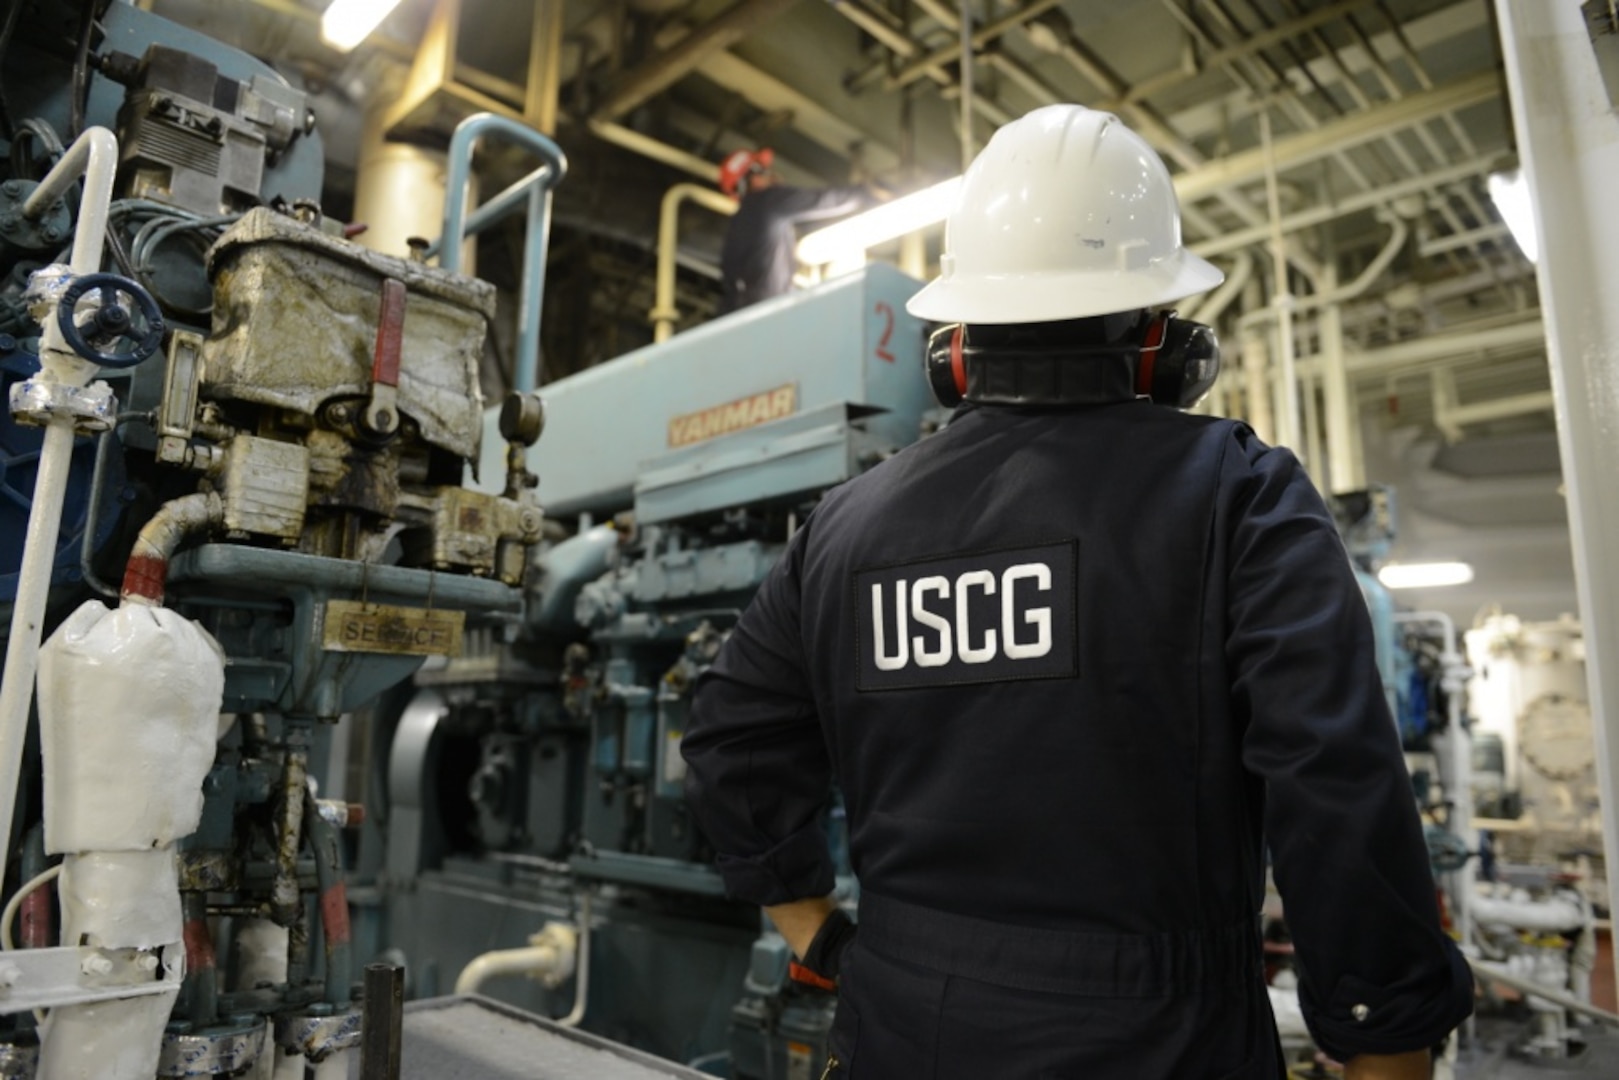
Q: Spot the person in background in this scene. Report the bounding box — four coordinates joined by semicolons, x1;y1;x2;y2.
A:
683;104;1473;1079
716;148;868;315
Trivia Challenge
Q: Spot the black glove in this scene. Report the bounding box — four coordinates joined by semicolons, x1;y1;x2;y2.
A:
791;908;857;990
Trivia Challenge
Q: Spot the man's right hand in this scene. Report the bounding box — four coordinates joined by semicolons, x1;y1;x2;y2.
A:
1344;1049;1431;1080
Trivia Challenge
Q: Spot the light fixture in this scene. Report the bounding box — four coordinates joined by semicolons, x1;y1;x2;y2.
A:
1487;169;1539;264
797;176;963;268
1376;561;1475;590
321;0;404;52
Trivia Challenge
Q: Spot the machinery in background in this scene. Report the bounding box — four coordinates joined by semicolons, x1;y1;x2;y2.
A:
382;263;929;1074
1465;613;1605;912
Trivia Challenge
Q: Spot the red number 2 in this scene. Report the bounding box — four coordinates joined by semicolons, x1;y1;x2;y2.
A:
874;301;897;363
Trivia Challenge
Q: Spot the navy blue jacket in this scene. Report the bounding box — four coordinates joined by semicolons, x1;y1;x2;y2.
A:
683;400;1472;1076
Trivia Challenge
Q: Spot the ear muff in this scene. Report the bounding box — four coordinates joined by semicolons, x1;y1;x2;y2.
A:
924;316;1220;409
924;324;969;407
1139;314;1221;408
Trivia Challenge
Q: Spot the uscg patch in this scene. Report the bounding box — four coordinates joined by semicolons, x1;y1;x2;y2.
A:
854;540;1078;692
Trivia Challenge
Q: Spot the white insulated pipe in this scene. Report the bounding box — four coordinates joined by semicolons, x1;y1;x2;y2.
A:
0;128;119;882
454;940;570;996
558;892;592;1028
1471;959;1619;1027
1469;891;1585;934
650;184;736;343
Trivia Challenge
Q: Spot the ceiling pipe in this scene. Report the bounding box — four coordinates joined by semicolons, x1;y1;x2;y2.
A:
829;0;1016;126
586;118;718;181
1189;158;1492;258
593;0;805;119
1171;71;1500;204
1106;0;1377;108
1240;214;1409;325
1342;318;1545;376
1183;251;1252;326
1419;222;1511;259
1434;389;1556;441
883;0;1066;91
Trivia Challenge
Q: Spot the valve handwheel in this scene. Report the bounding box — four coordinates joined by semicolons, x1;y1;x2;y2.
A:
55;273;165;368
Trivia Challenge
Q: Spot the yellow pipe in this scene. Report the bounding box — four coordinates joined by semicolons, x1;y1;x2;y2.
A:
649;183;737;343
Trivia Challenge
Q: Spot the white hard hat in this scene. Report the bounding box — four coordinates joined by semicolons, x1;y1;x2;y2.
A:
906;105;1223;324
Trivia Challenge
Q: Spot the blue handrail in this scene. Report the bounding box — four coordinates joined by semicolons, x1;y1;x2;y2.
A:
437;113;568;393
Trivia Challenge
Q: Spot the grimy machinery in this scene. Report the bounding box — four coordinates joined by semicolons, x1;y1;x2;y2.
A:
0;2;926;1075
0;3;1607;1078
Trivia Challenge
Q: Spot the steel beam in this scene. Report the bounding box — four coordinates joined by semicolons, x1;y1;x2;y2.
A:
595;0;804;120
1113;0;1376;107
1495;0;1619;995
1187;159;1494;257
1172;71;1500;204
883;0;1066;91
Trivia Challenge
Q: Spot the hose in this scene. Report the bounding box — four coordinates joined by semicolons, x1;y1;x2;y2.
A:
0;863;60;951
120;491;224;605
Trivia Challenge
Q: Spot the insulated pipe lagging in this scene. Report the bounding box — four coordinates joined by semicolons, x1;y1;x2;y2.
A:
120;492;225;606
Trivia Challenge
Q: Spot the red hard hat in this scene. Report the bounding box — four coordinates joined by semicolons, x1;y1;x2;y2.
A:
718;148;775;197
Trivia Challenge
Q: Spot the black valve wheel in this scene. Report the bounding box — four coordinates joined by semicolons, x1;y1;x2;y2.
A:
55;272;166;368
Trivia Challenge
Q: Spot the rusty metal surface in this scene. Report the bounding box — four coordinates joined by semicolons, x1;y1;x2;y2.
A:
202;209;494;460
397;486;543;583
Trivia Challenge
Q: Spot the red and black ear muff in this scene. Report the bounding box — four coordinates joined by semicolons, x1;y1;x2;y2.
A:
924;324;969;407
1138;312;1221;408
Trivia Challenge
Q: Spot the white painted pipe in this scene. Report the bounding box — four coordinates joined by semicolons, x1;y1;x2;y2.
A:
455;942;567;996
0;422;79;878
1472;958;1619;1027
1183;251;1252;327
24;127;118;303
1435;390;1557;431
588;119;717;183
0;129;122;880
558;892;592;1028
1470;891;1585;933
649;183;736;343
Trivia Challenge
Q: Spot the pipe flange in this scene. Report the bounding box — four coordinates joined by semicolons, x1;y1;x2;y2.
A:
0;180;71;254
276;1008;363;1063
8;377;115;432
158;1019;269;1077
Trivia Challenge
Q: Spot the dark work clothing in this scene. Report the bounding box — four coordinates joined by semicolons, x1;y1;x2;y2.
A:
682;400;1473;1077
718;184;866;314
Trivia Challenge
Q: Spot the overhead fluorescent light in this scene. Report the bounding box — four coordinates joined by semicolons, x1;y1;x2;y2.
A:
1377;561;1475;590
1487;169;1538;264
797;176;963;268
321;0;403;51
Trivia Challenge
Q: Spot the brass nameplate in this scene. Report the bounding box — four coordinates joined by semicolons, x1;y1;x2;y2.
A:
322;601;465;657
668;384;797;448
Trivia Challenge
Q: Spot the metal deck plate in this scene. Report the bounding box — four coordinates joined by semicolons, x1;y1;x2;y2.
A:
350;995;710;1079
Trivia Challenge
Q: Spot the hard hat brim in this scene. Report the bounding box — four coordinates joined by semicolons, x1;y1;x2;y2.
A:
904;248;1226;324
